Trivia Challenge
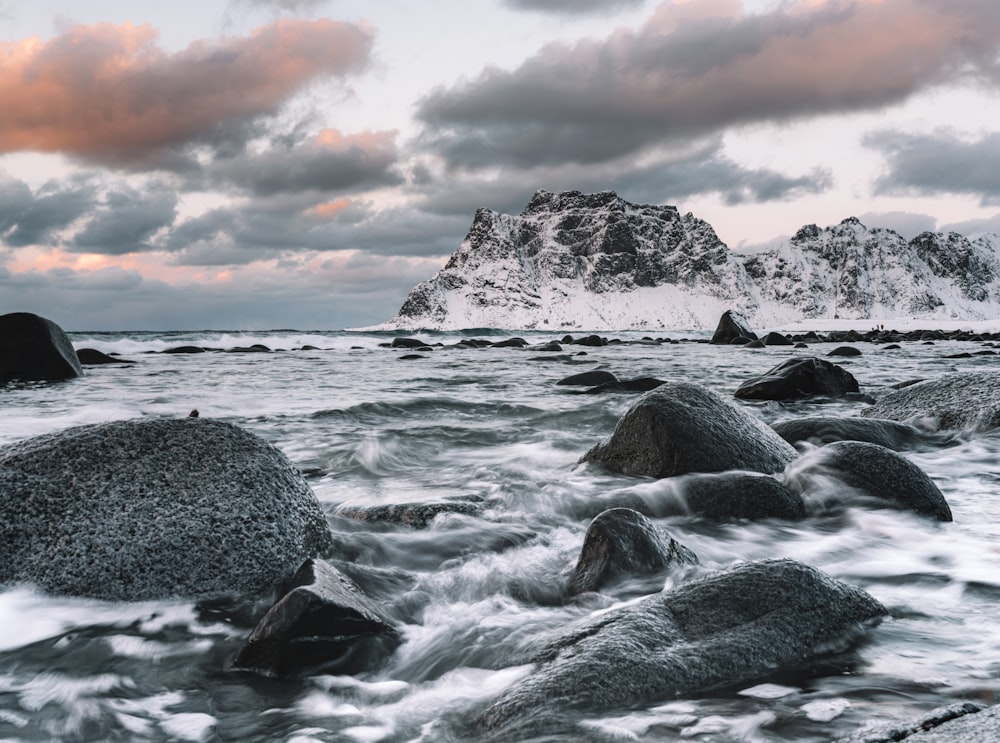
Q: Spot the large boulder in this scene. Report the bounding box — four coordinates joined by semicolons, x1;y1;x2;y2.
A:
0;418;334;600
231;558;401;677
771;416;952;451
735;357;860;400
860;370;1000;431
711;310;758;345
478;559;886;738
681;472;805;520
0;312;83;384
580;382;797;478
785;441;952;521
568;508;696;594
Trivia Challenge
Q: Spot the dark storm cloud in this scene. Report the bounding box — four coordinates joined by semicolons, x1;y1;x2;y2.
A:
71;186;179;254
504;0;647;15
866;129;1000;205
0;175;97;247
417;0;1000;170
208;129;402;196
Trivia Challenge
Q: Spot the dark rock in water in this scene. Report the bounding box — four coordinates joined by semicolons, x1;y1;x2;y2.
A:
568;508;696;594
0;312;83;384
226;344;271;353
785;441;952;521
763;331;794;346
772;416;952;451
531;340;563;352
861;370;1000;431
735;357;860;400
574;334;606;347
391;337;426;348
77;348;136;365
584;376;666;394
162;345;206;354
682;472;805;520
0;418;334;600
398;354;426;361
882;343;902;350
231;558;401;678
828;345;863;357
478;559;886;739
335;500;482;528
711;310;758;344
743;339;766;349
795;342;809;349
491;337;527;348
580;382;797;477
729;336;752;345
556;370;618;386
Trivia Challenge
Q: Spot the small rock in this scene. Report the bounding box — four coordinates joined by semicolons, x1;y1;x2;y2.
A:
556;370;619;386
735;357;860;400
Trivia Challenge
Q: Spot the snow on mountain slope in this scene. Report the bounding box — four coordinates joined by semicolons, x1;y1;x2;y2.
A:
378;190;1000;331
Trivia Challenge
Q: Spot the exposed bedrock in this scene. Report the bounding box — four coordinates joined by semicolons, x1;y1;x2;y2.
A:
580;382;797;478
711;310;758;344
0;418;334;600
861;370;1000;431
0;312;83;384
477;558;887;739
785;440;952;521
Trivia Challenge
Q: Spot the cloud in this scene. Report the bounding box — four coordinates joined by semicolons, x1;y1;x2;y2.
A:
208;128;402;196
0;174;97;247
70;185;179;254
504;0;647;14
417;0;1000;170
866;129;1000;205
230;0;331;12
0;19;374;168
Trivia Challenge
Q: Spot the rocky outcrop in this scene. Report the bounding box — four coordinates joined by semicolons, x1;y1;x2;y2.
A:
231;558;400;677
76;348;136;365
711;310;758;344
478;559;886;739
861;370;1000;431
0;418;334;600
568;508;696;594
580;382;797;478
786;441;952;521
0;312;83;384
735;357;860;400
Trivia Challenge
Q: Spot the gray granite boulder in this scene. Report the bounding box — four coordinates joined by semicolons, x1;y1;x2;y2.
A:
785;441;952;521
735;357;860;400
0;418;334;600
711;310;758;344
681;471;805;520
772;416;953;451
556;370;618;386
568;508;697;594
0;312;83;384
838;702;989;742
861;370;1000;431
580;382;797;478
231;558;400;677
478;559;886;739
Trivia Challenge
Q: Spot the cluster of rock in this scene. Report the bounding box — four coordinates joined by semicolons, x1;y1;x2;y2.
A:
4;309;1000;740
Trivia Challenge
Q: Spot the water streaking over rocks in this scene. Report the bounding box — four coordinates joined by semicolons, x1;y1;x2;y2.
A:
3;324;1000;741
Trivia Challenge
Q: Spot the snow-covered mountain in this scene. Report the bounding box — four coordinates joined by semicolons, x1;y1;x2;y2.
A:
379;190;1000;331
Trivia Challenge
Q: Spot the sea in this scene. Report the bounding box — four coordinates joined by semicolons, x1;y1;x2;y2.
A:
2;326;1000;742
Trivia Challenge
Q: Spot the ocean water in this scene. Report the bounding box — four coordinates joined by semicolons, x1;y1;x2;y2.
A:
2;328;999;742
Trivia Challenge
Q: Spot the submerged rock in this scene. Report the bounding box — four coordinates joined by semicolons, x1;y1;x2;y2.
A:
231;558;401;678
556;370;618;386
0;312;83;384
860;370;1000;431
785;441;952;521
568;508;696;594
0;418;334;600
682;472;805;520
478;559;886;738
711;310;758;345
76;348;136;365
735;357;860;400
583;376;666;394
580;382;796;478
772;416;952;451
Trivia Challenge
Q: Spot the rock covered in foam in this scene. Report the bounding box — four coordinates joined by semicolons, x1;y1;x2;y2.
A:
0;417;334;600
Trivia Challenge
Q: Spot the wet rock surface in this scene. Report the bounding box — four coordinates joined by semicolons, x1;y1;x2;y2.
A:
772;416;953;451
735;356;860;400
861;370;1000;431
0;312;83;384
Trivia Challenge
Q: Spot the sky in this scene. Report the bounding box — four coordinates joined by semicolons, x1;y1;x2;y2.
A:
3;0;1000;330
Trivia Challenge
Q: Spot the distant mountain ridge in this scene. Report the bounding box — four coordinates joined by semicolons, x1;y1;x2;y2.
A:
380;190;1000;331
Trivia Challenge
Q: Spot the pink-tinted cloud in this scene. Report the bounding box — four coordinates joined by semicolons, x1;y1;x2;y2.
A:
0;19;373;166
418;0;1000;168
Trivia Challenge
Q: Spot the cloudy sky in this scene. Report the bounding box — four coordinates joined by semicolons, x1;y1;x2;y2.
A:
3;0;1000;330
